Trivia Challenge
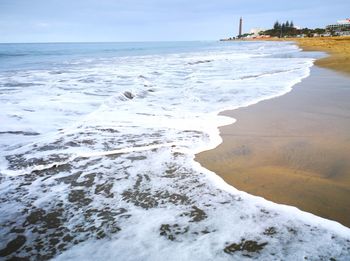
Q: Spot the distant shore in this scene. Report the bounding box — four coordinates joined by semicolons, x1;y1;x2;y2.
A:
197;39;350;227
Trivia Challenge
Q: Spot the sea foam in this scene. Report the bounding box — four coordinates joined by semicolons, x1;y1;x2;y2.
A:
0;41;349;260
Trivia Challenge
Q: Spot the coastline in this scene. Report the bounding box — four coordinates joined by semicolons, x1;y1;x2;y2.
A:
196;42;350;227
260;36;350;75
2;41;350;260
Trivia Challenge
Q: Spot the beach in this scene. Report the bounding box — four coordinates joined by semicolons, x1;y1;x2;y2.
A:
269;36;350;75
2;41;350;260
196;39;350;227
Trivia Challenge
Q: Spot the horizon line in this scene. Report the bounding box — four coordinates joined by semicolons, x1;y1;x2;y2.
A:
0;39;222;45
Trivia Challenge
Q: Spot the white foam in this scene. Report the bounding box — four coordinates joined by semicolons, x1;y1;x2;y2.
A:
1;41;349;260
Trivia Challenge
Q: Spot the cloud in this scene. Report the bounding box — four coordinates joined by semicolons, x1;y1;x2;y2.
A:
35;22;51;28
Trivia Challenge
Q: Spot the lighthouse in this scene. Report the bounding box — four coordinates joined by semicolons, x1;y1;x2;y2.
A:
239;17;243;37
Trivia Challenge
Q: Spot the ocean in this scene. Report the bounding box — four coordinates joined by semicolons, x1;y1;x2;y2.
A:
0;41;349;260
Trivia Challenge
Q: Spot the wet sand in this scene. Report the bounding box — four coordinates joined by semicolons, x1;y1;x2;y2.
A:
196;66;350;227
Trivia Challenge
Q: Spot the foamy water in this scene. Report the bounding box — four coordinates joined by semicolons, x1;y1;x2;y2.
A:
0;41;349;260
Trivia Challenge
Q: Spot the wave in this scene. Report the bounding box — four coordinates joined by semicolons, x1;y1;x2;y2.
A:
0;53;29;58
0;41;349;260
0;131;40;136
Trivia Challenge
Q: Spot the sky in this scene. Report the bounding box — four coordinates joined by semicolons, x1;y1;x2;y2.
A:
0;0;349;43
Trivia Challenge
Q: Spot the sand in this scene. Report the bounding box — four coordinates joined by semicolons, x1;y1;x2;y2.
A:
196;65;350;227
268;36;350;75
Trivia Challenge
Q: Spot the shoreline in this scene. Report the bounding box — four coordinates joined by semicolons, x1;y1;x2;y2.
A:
258;36;350;75
196;42;350;227
285;37;350;75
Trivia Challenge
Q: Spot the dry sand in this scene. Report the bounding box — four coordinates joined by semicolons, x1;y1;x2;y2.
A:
196;62;350;226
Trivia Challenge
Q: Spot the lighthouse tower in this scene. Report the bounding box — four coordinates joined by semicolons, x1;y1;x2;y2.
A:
239;17;243;37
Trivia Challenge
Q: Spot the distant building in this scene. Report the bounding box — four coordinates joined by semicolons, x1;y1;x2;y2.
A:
337;18;350;24
326;18;350;34
250;28;265;37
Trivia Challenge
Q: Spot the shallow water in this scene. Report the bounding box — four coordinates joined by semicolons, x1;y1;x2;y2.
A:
0;41;349;260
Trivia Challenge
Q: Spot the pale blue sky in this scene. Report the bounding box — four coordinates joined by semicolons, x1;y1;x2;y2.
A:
1;0;349;42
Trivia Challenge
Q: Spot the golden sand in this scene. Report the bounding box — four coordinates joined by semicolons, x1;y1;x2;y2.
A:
274;36;350;75
196;43;350;227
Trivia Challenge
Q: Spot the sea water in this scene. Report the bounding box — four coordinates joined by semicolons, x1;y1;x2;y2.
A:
0;41;349;260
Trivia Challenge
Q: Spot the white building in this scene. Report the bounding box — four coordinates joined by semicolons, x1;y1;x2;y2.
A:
337;18;350;24
249;28;265;37
326;18;350;33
